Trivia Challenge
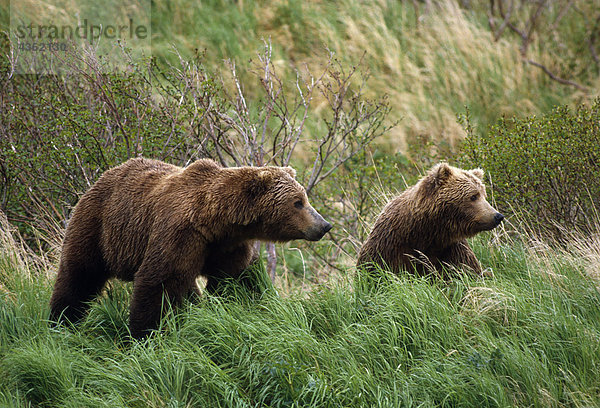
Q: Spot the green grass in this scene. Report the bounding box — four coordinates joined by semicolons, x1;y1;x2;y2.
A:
149;0;595;148
6;0;592;150
1;231;599;407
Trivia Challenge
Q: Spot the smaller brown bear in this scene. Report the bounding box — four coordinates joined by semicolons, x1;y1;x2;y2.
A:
49;158;331;338
357;163;503;277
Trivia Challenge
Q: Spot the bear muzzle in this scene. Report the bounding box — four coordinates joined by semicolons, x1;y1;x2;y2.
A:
494;212;504;226
479;212;504;231
304;208;332;241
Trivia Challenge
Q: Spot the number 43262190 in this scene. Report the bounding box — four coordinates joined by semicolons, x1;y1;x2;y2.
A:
18;42;67;52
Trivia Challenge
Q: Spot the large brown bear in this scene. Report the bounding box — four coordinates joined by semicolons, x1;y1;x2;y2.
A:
50;157;331;338
357;163;503;277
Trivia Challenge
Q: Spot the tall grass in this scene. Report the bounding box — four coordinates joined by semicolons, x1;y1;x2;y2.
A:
1;209;599;407
150;0;590;150
6;0;594;153
6;0;595;152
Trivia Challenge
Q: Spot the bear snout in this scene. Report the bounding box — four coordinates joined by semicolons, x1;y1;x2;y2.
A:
475;210;504;232
304;209;332;241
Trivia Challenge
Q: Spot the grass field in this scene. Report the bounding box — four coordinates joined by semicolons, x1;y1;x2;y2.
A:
1;213;599;407
5;0;595;151
150;0;597;150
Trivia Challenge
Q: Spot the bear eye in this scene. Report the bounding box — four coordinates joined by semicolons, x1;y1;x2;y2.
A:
294;200;304;209
470;193;479;201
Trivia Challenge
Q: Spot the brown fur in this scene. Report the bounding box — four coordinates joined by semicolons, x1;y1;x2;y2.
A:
49;157;331;338
357;163;503;277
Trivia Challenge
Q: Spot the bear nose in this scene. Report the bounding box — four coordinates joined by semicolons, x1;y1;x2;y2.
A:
494;213;504;224
323;222;332;233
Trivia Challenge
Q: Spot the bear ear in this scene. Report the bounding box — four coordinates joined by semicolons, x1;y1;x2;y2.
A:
258;169;275;181
257;168;275;186
245;169;275;197
282;166;296;179
469;168;484;180
429;162;453;185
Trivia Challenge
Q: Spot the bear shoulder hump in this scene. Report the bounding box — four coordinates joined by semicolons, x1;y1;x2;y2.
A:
185;159;221;174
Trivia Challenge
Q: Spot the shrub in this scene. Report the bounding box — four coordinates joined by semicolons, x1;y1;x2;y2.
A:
459;100;600;241
0;53;201;239
0;42;390;278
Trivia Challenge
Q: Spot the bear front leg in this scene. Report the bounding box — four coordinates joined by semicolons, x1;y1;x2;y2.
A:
129;234;207;338
444;240;482;276
204;242;261;295
129;274;197;339
129;278;163;339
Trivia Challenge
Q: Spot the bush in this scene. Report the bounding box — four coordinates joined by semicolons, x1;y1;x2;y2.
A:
459;100;600;241
0;53;202;239
0;43;390;250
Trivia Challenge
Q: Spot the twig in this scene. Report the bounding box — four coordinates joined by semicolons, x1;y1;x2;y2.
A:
525;59;588;91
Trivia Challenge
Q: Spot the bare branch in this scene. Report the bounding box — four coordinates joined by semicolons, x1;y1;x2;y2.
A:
520;0;547;56
525;59;588;91
489;0;515;41
588;15;600;67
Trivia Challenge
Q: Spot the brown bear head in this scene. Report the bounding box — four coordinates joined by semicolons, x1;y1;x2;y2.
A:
236;166;332;242
419;163;504;242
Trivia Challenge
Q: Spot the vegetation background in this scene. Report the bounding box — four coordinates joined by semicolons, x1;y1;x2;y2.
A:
0;0;599;406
